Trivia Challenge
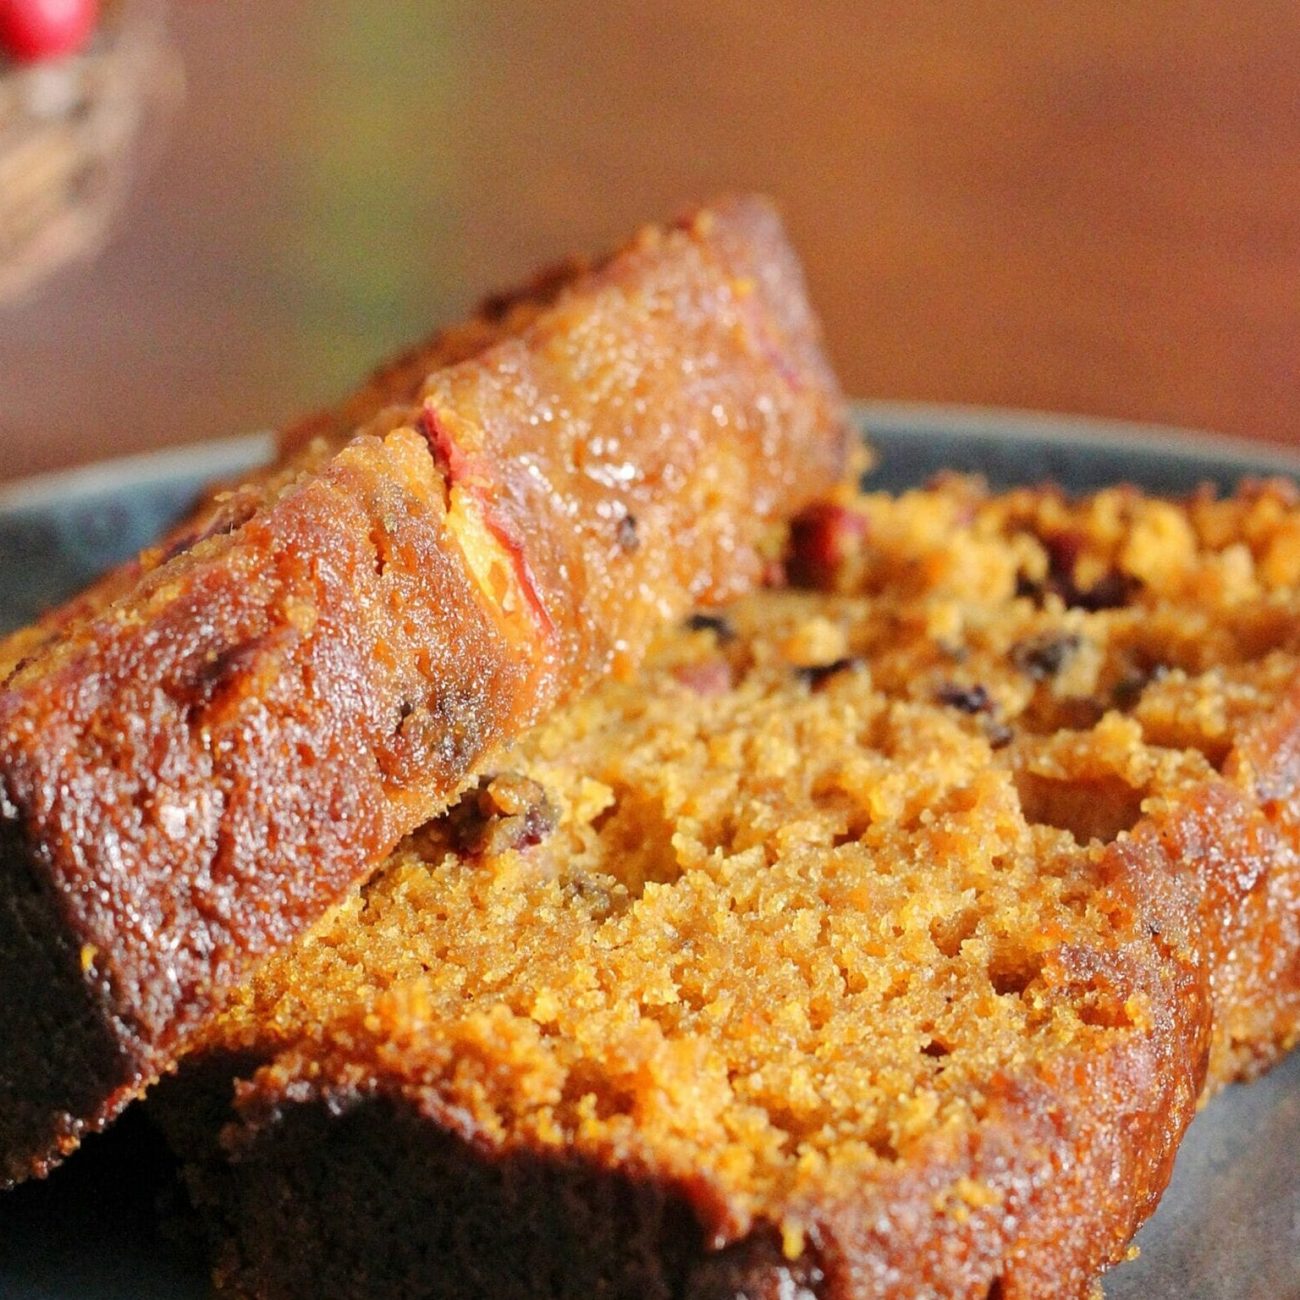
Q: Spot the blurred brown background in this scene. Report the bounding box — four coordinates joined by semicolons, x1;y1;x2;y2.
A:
1;0;1298;482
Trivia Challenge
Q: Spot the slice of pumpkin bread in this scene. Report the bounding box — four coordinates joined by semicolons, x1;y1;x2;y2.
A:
0;196;849;1185
158;475;1300;1299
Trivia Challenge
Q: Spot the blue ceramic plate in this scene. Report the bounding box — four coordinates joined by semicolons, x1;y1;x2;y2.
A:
1;405;1298;1299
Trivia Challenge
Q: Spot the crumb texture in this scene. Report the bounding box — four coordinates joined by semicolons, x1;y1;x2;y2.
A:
170;476;1300;1299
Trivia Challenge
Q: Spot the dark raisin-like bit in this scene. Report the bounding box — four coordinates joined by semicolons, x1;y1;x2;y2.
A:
1016;529;1140;611
448;772;558;858
1017;569;1139;611
1041;529;1085;577
936;682;1013;747
935;682;992;714
1015;572;1042;601
616;513;639;553
1012;632;1081;681
795;656;861;690
986;720;1014;749
685;612;736;642
1112;662;1169;709
1074;570;1140;611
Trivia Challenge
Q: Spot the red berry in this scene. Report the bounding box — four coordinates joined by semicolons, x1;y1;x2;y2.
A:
786;502;869;591
0;0;100;64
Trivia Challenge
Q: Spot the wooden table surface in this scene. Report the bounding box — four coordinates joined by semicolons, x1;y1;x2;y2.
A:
1;1;1298;483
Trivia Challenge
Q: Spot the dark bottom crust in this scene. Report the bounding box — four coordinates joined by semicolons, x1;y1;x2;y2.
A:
0;819;148;1187
174;1082;1131;1300
191;1094;727;1300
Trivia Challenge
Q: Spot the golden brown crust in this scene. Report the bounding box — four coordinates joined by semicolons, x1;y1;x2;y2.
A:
0;195;848;1185
1213;678;1300;1082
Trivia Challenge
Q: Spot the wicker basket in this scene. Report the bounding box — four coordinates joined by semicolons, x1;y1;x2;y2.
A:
0;0;180;304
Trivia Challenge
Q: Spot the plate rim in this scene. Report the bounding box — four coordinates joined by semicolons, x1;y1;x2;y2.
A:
0;432;275;513
858;400;1300;474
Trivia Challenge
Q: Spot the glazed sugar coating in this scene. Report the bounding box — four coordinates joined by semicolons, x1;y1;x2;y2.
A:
170;477;1300;1300
0;196;848;1185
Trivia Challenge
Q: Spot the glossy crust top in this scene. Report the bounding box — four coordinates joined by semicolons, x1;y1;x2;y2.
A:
0;196;848;1184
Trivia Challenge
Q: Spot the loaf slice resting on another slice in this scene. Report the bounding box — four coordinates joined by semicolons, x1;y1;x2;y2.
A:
157;475;1300;1299
0;196;849;1185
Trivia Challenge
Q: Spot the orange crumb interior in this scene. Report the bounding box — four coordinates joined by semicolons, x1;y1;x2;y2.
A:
208;475;1300;1237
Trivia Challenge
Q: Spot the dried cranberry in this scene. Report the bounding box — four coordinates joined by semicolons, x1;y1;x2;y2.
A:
787;502;868;591
672;660;733;696
448;773;557;858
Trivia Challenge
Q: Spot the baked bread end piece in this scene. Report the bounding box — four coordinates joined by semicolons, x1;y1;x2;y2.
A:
0;196;849;1185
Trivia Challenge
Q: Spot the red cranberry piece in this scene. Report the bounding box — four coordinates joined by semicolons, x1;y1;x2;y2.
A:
672;659;733;696
786;502;869;591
